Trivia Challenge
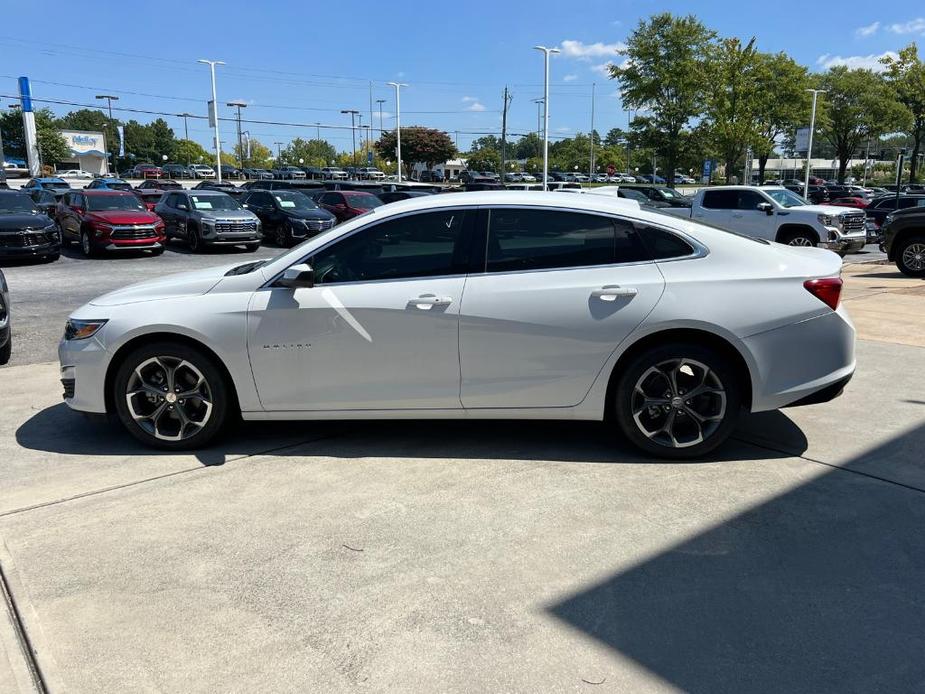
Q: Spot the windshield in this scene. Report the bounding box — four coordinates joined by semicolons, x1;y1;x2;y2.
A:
87;195;145;212
49;181;70;189
107;183;133;191
346;193;383;209
190;195;241;211
620;189;649;203
273;191;318;210
160;181;182;190
0;195;38;214
765;189;807;208
657;187;685;199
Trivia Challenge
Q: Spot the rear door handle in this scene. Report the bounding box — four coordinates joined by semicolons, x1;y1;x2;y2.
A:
591;285;637;302
409;294;453;310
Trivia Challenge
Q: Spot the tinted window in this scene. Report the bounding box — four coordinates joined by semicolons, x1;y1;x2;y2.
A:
0;194;38;214
637;225;695;259
86;195;145;212
701;190;738;209
312;210;470;284
898;198;919;209
486;209;646;273
737;191;767;210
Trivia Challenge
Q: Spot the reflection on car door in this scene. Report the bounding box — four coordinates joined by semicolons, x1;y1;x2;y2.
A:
458;207;665;408
247;208;474;411
731;190;775;240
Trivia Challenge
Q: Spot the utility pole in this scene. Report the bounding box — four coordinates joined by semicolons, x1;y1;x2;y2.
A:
368;82;374;150
532;98;544;158
533;46;560;190
95;94;120;174
275;141;283;164
227;100;247;170
179;113;191;140
895;148;907;211
197;59;225;183
804;88;826;198
341;109;359;175
500;86;512;177
387;82;407;182
862;133;872;186
376;99;385;135
315;122;321;140
588;82;596;183
0;124;7;187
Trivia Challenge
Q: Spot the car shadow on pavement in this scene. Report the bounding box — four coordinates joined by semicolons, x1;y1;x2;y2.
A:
548;421;925;693
15;403;807;468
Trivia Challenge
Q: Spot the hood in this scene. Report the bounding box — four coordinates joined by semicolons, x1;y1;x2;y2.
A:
86;210;160;225
0;213;54;231
797;204;864;216
283;208;336;221
89;263;239;306
196;209;257;221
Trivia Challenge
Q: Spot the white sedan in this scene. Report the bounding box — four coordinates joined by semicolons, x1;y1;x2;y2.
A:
58;169;94;179
59;192;855;458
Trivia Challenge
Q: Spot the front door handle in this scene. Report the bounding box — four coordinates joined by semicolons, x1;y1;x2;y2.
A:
591;285;637;302
409;294;453;310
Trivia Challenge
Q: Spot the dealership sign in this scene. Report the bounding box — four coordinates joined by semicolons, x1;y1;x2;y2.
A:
61;130;107;156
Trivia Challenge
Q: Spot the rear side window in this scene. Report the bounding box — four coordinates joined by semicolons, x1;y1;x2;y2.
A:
701;190;738;209
485;208;647;273
636;225;695;259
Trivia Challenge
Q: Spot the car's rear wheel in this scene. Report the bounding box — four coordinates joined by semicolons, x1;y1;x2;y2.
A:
613;343;742;459
779;228;818;247
113;342;230;450
0;336;11;365
895;235;925;277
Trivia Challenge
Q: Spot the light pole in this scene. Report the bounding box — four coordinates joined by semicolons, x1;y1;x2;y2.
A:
95;94;119;174
532;98;544;159
588;82;596;183
376;99;385;135
275;141;283;164
533;45;560;190
198;58;225;183
341;109;359;175
315;122;321;140
804;88;826;198
387;82;407;182
179;113;192;141
227;100;247;170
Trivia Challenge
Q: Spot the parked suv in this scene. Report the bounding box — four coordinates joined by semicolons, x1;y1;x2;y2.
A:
22;177;71;196
154;190;261;252
274;166;307;180
56;190;166;257
321;167;348;180
241;189;336;246
189;164;216;179
865;195;925;239
0;190;61;262
315;190;383;222
162;164;194;179
130;164;163;179
620;185;692;208
880;205;925;276
356;167;386;180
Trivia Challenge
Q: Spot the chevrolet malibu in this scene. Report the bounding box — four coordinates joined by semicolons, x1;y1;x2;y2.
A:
59;192;855;459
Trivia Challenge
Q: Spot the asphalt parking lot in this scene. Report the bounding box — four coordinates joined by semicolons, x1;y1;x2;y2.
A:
1;256;923;691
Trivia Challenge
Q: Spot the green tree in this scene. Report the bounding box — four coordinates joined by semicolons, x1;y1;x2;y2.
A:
817;67;910;182
121;118;175;165
465;149;501;172
173;139;212;166
611;13;715;187
751;52;811;182
881;43;925;182
375;127;456;178
603;128;628;148
58;108;121;162
0;108;69;168
512;132;542;160
281;138;337;167
232;137;274;168
702;37;763;182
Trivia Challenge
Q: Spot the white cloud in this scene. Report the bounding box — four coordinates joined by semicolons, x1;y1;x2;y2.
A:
558;39;626;61
816;51;897;71
465;101;487;112
889;17;925;34
855;21;880;37
563;74;578;82
461;96;478;103
590;62;614;77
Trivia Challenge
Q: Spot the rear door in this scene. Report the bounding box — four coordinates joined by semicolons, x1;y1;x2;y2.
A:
730;189;776;240
458;206;665;409
697;190;737;229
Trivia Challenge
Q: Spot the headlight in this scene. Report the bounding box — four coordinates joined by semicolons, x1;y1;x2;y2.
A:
43;223;57;232
64;319;108;341
884;213;895;225
817;213;834;226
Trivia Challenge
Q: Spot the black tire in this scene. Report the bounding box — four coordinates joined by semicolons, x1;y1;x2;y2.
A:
80;229;99;258
778;228;818;247
276;221;291;247
112;341;231;450
244;243;260;252
894;234;925;278
613;342;742;460
150;247;165;256
43;253;60;263
187;224;203;253
0;335;11;366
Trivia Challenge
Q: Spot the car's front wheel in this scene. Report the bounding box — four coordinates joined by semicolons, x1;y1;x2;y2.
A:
895;234;925;277
613;343;742;459
113;342;231;449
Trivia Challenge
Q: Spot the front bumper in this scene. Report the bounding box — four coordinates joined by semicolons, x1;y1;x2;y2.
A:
743;307;856;412
0;239;60;258
59;334;109;414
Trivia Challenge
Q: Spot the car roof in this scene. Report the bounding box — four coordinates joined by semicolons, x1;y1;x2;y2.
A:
185;189;230;196
35;177;66;182
0;189;30;196
82;189;135;196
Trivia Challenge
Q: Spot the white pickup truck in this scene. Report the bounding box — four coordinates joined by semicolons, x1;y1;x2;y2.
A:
663;185;867;252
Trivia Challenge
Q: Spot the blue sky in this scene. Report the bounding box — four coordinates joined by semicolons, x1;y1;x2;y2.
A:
1;2;922;154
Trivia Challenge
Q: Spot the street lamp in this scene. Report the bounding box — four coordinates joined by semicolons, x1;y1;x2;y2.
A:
804;88;826;198
95;94;119;174
533;45;560;190
387;82;407;182
341;109;360;176
376;99;386;135
227;99;248;170
179;113;192;141
197;58;225;183
275;141;283;164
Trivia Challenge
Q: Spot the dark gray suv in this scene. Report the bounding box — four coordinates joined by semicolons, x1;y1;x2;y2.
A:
154;190;262;252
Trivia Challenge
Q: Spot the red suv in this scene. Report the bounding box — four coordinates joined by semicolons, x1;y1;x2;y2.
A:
56;190;166;257
316;190;383;222
131;164;164;179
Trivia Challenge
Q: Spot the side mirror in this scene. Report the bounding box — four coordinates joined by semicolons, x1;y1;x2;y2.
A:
757;202;774;215
177;203;188;211
277;263;314;289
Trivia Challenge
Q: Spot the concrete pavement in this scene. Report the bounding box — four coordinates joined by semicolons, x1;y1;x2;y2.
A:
0;266;922;692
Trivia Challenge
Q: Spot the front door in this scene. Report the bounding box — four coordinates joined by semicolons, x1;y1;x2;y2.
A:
458;207;665;409
247;208;474;411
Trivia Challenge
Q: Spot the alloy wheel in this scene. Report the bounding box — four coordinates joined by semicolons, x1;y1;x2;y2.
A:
787;236;814;247
630;358;727;449
81;231;92;256
125;356;213;441
901;242;925;272
188;227;200;252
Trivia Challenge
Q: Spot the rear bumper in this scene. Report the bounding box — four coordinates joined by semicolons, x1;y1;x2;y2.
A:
782;373;852;408
744;307;856;412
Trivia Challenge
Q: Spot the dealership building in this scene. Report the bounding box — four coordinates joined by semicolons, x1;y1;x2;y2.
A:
56;130;110;175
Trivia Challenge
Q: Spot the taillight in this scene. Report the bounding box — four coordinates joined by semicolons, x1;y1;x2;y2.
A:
804;277;843;310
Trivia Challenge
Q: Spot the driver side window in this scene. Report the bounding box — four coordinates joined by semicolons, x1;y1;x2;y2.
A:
311;210;471;285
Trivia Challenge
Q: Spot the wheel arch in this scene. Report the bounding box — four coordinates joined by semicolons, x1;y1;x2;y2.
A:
775;224;821;245
887;226;925;261
104;332;240;416
603;327;754;419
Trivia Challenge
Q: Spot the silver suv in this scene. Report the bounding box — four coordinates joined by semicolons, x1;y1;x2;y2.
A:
154;190;262;253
